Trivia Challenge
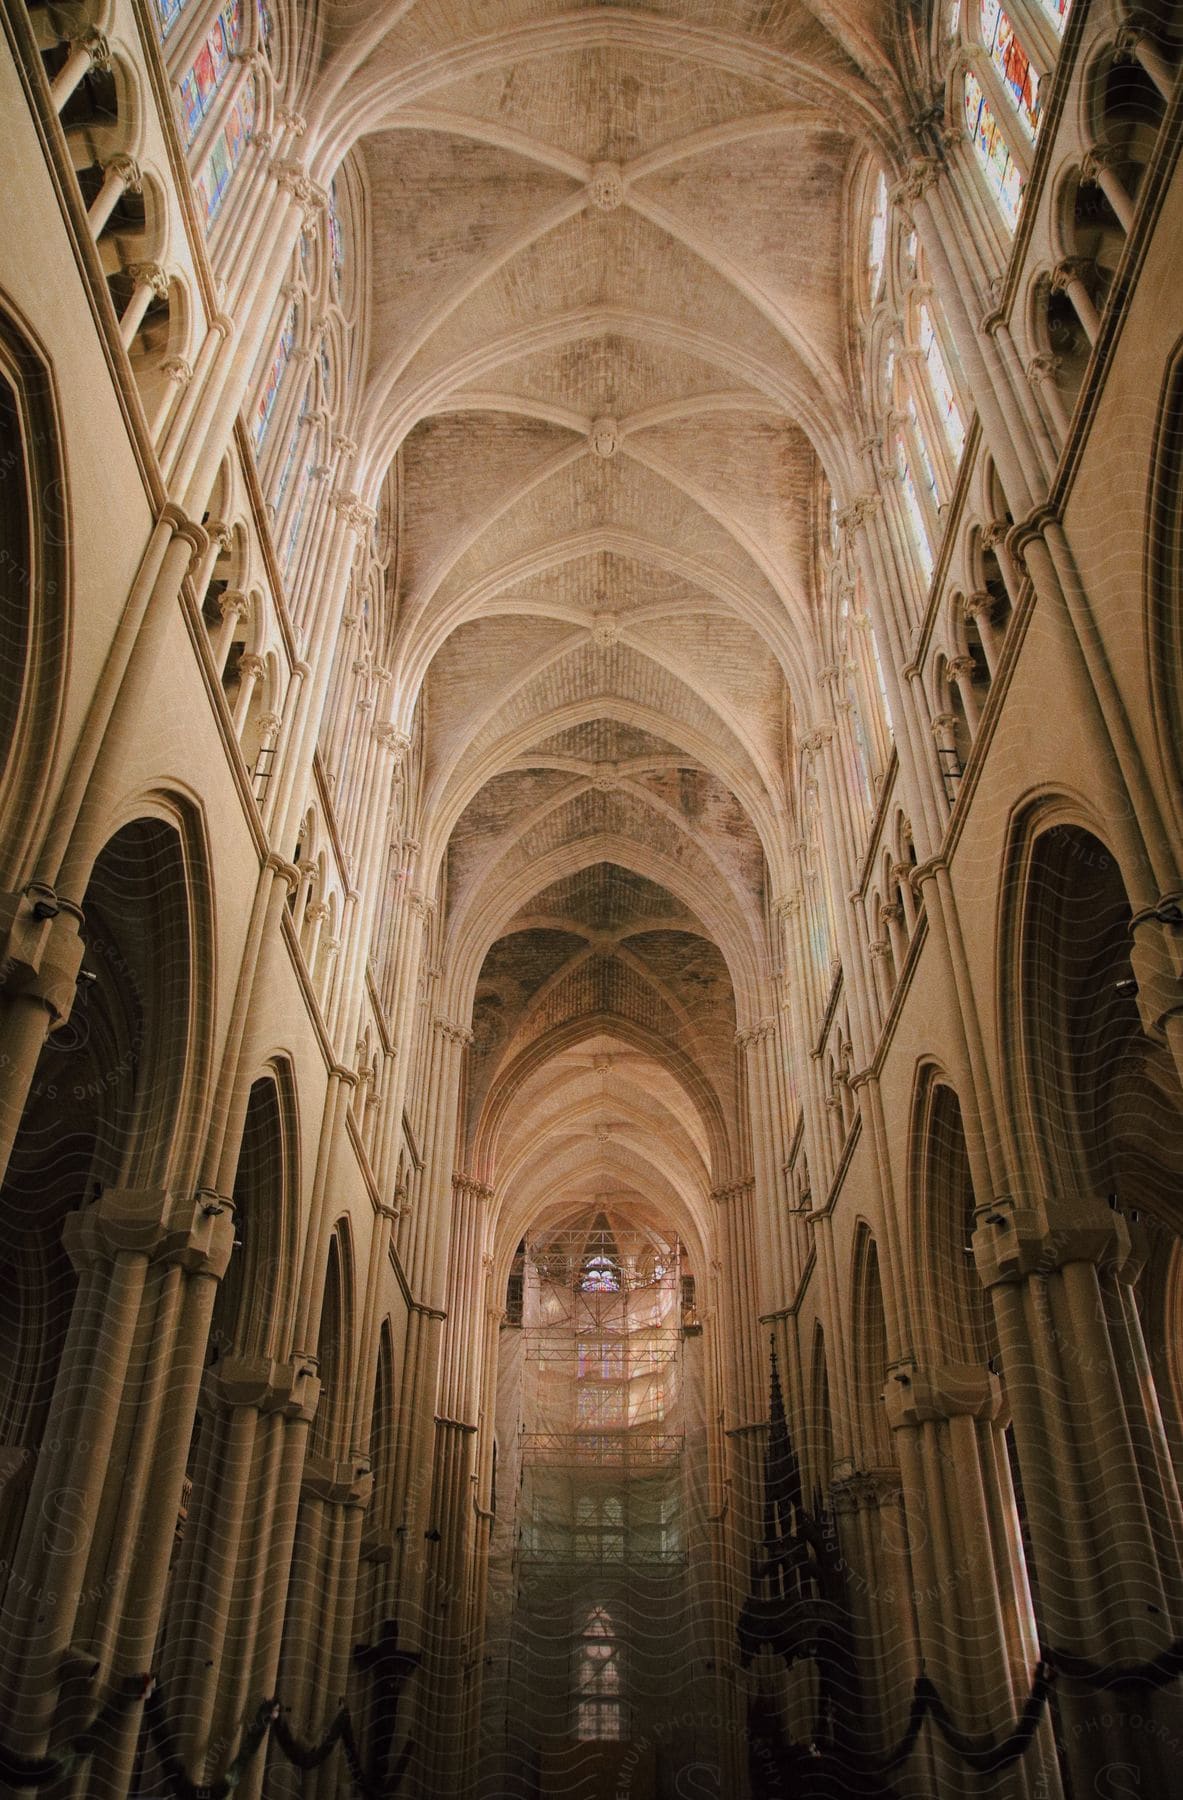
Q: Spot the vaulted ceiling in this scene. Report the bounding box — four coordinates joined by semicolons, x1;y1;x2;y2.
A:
302;1;920;1249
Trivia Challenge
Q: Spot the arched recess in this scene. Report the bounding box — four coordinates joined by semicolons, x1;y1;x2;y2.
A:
1009;814;1183;1229
0;813;199;1569
0;304;70;888
311;1227;354;1463
911;1071;995;1368
850;1226;892;1469
807;1323;835;1503
1146;335;1183;824
155;1064;301;1726
1005;810;1183;1500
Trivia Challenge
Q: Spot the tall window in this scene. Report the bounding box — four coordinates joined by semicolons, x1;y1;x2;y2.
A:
961;0;1073;229
896;434;935;581
193;71;256;227
963;69;1023;229
175;0;241;146
919;303;966;460
981;0;1042;139
574;1608;623;1741
867;169;888;302
254;305;296;451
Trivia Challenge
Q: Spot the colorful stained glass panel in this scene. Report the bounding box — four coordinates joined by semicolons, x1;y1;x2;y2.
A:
964;70;1022;229
981;0;1042;139
920;303;966;460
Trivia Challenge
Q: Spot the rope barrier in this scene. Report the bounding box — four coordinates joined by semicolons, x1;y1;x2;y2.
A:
1;1635;1180;1792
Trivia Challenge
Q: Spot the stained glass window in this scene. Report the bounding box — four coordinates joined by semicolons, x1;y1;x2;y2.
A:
574;1610;623;1740
963;69;1022;230
273;409;304;511
868;170;888;303
155;0;186;37
919;304;966;460
896;434;935;581
176;0;242;146
907;395;941;506
193;72;255;228
327;179;346;301
981;0;1042;139
253;304;296;451
282;460;315;571
1036;0;1071;33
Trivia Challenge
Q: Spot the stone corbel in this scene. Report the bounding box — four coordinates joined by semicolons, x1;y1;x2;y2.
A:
0;886;86;1023
62;1186;237;1276
971;1192;1130;1286
882;1358;1002;1430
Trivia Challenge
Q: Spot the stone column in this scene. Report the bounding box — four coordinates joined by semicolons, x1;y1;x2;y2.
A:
947;657;982;737
1026;354;1070;448
0;512;205;1184
1051;259;1102;348
119;263;170;352
0;1189;234;1765
87;154;141;240
418;1175;492;1799
828;1466;922;1777
1115;16;1175;103
49;27;108;111
973;1196;1183;1793
1082;144;1136;235
963;591;1003;679
885;1361;1058;1799
213;590;250;677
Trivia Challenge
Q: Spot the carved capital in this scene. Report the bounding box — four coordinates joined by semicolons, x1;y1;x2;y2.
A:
1027;351;1061;388
69;27;111;69
434;1016;474;1047
126;262;171;300
883;1360;1002;1430
103;153;142;194
1051;256;1095;295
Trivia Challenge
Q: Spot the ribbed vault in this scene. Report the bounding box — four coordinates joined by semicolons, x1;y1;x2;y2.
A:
315;0;905;1239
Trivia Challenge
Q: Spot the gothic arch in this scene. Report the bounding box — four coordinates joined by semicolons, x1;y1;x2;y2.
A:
0;299;70;889
1146;333;1183;821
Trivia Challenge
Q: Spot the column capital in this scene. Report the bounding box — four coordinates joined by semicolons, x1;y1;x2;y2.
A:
434;1015;474;1047
125;261;171;300
1051;255;1095;295
62;1186;236;1276
836;493;882;533
0;886;86;1021
972;1193;1132;1285
889;157;941;210
800;723;834;755
735;1018;775;1048
709;1175;755;1204
1027;351;1061;388
68;26;111;68
452;1171;494;1202
102;153;142;193
883;1358;1003;1429
208;1352;321;1418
